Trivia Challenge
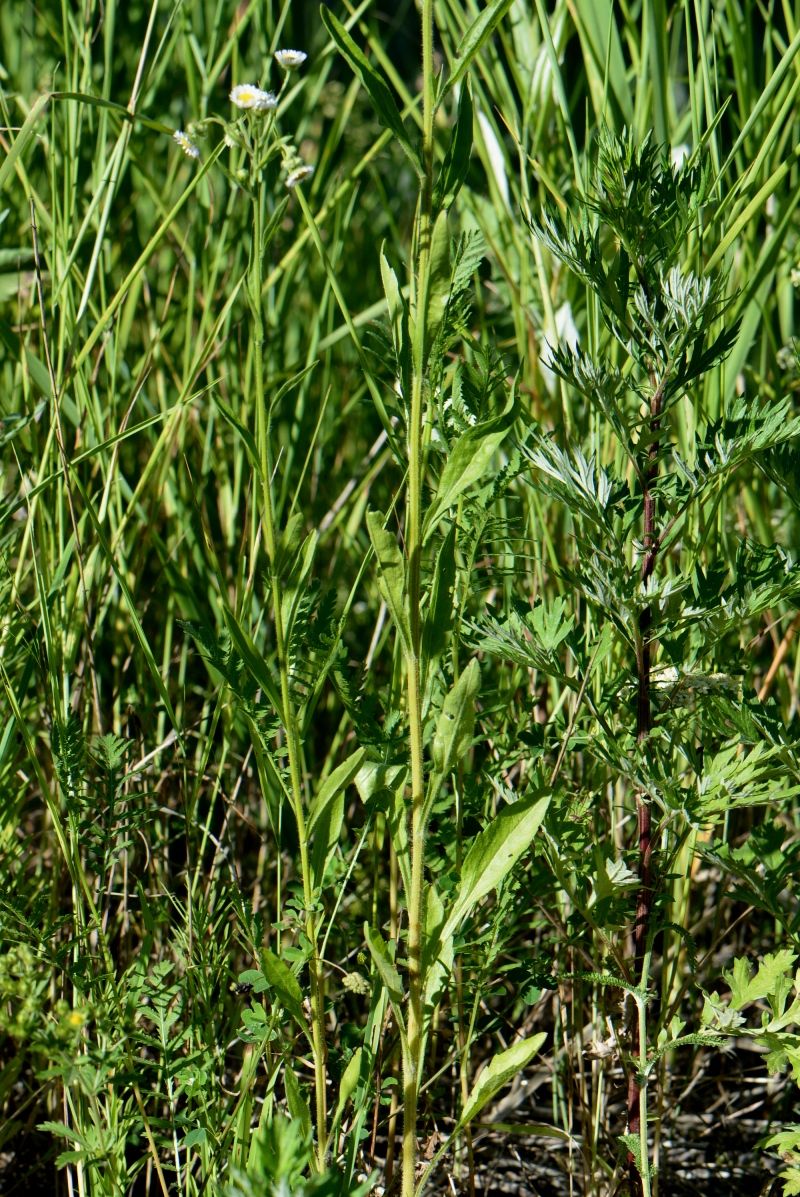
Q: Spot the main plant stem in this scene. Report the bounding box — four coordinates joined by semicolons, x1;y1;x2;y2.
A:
627;379;663;1197
251;196;328;1169
402;5;436;1196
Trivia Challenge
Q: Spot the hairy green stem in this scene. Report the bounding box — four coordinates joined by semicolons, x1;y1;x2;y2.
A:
403;5;436;1195
250;192;328;1169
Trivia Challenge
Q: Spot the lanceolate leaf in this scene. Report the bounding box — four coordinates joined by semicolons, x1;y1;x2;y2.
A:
308;748;367;835
422;525;457;665
442;793;550;939
366;510;411;652
460;1034;547;1127
433;81;474;212
431;659;480;777
320;8;421;174
424;394;517;539
447;0;515;93
259;949;305;1028
364;924;405;1036
332;1048;364;1126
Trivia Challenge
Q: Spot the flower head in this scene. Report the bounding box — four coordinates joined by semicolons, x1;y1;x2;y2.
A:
173;129;200;159
274;49;307;71
285;163;315;190
230;84;277;111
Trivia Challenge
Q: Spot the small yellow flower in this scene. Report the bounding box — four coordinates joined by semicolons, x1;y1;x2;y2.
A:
230;84;277;111
274;49;307;71
173;130;200;159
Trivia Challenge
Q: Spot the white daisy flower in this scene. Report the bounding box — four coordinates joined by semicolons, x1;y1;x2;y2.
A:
274;49;307;71
230;84;277;110
285;163;315;190
173;130;200;159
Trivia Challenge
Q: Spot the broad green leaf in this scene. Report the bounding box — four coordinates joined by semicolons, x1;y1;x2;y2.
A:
310;789;344;890
309;749;367;835
447;0;515;93
354;761;410;894
320;8;421;174
460;1033;547;1127
259;949;305;1027
183;1128;207;1149
432;659;480;776
423;395;516;539
366;510;411;653
443;793;550;938
433;81;473;212
354;761;407;804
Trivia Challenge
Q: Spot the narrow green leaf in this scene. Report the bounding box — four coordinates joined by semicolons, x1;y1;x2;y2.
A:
422;525;456;664
422;882;454;1011
443;792;550;938
221;606;283;717
0;93;49;195
447;0;514;93
569;0;633;126
424;394;517;539
426;209;452;350
320;8;421;174
212;394;261;479
380;244;411;396
284;1063;313;1143
366;510;411;652
433;81;473;212
332;1047;364;1126
460;1034;547;1127
363;924;403;1007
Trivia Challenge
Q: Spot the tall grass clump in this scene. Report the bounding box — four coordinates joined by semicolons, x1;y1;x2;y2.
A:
1;2;800;1196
